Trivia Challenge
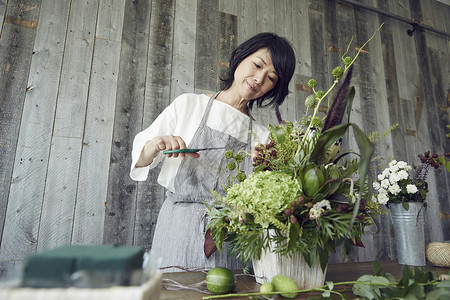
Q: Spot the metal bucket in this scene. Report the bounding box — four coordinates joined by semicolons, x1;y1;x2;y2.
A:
389;202;426;266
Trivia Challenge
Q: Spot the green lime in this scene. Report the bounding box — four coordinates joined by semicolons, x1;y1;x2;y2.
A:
260;282;274;296
205;267;236;294
271;275;299;298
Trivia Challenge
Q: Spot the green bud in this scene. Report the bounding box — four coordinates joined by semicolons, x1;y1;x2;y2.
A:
311;116;323;128
224;150;233;159
343;56;353;66
305;95;316;109
237;172;246;182
227;161;236;170
234;154;243;163
303;168;322;197
315;90;325;99
332;66;344;79
308;79;317;89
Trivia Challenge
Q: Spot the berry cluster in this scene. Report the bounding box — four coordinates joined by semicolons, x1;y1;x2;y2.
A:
418;151;449;171
252;141;276;170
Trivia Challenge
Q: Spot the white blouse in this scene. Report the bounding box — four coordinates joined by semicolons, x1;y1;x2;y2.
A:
130;93;270;192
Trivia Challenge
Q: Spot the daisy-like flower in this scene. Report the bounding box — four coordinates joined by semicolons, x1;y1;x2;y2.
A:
406;184;418;194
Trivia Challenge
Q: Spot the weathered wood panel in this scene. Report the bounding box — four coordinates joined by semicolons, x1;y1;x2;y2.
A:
37;0;99;252
195;0;219;93
0;0;7;34
0;0;70;261
71;0;126;244
217;12;237;89
0;0;40;256
170;0;197;100
133;0;176;249
102;0;151;246
0;0;449;275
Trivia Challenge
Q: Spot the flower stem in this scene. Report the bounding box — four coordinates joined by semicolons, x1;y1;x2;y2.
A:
300;22;384;146
201;279;402;300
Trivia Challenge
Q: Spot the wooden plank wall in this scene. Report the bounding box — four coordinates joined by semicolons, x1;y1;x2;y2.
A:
0;0;449;277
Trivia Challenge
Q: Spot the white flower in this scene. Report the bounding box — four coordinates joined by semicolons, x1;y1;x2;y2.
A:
396;161;408;169
389;173;401;184
377;192;390;205
389;184;401;195
378;187;387;195
373;181;381;190
389;164;399;173
309;200;331;220
397;170;409;180
378;173;385;181
406;184;418;194
389;160;398;167
315;200;331;210
381;179;390;189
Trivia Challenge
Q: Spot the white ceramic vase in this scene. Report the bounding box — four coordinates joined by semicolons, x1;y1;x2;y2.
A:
252;248;327;289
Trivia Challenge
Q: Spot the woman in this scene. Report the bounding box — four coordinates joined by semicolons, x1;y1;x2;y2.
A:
130;32;295;271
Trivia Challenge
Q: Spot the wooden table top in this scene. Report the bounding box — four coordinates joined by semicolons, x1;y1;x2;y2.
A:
160;261;449;299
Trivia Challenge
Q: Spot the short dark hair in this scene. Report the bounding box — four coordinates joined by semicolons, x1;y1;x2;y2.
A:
221;32;296;110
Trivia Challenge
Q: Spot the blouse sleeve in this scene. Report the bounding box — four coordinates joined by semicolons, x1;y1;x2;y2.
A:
129;96;183;181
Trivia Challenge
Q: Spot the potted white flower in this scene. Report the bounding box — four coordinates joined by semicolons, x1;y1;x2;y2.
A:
373;152;450;266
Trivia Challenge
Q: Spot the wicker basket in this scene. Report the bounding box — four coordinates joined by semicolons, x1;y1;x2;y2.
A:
0;271;162;300
426;242;450;267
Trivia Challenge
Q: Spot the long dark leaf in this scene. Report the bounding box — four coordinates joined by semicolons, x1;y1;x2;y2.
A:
322;65;354;132
348;124;375;232
310;123;351;164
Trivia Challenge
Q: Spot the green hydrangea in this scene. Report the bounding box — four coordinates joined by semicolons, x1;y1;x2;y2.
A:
223;171;300;229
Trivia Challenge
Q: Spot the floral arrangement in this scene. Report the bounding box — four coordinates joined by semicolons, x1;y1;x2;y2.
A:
205;26;385;271
373;151;450;210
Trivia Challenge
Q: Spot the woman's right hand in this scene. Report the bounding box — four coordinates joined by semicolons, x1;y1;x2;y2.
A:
135;136;200;167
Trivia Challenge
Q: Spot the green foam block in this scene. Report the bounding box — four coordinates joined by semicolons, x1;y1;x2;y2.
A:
21;244;145;288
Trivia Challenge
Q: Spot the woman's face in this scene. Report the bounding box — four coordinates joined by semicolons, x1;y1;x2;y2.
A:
233;48;279;101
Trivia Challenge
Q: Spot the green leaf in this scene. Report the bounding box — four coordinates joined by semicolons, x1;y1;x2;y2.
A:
326;281;334;290
348;124;374;231
437;280;450;288
274;127;286;143
402;201;410;210
399;265;413;286
322;290;331;297
406;283;425;299
373;260;382;276
426;287;450;300
445;161;450;173
310;123;351;164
